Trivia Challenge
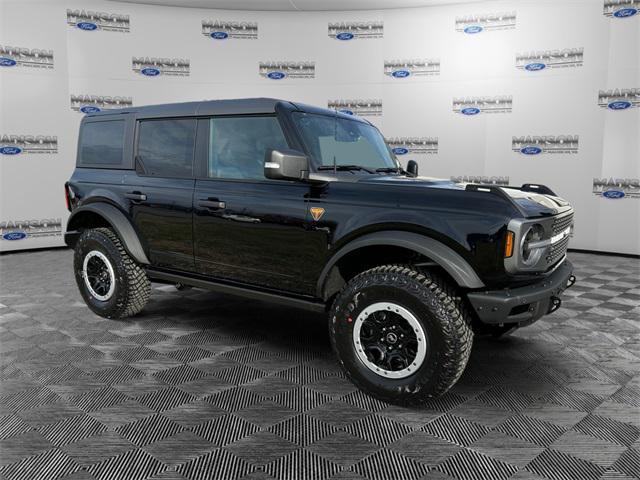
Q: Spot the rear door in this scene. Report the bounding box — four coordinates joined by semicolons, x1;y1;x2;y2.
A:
124;117;196;271
193;115;314;294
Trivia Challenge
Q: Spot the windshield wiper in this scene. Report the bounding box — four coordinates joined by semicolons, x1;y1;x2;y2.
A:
318;164;376;174
375;167;402;173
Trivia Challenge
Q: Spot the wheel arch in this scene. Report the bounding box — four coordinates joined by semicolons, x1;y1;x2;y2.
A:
66;203;150;265
317;230;484;300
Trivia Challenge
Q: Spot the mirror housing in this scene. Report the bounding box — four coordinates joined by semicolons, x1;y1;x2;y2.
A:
264;149;310;181
407;159;419;177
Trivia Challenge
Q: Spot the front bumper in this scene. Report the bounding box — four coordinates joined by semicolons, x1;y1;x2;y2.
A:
467;259;575;325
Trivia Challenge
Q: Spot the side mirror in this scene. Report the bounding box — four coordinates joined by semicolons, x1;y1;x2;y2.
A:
407;159;419;177
265;149;309;181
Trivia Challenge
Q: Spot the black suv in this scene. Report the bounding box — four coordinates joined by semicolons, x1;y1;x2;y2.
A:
65;98;576;405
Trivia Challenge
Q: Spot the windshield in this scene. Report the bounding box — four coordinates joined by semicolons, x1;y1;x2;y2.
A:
292;112;397;170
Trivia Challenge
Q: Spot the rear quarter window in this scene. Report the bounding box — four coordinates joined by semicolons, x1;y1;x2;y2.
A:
78;120;125;166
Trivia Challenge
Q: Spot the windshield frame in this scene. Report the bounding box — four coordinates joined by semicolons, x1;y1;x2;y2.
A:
289;111;399;174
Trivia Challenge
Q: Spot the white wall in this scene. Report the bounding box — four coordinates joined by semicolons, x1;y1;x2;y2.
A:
1;0;638;254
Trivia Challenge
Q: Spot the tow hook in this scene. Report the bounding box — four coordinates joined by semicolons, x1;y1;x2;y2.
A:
548;296;562;314
566;275;576;288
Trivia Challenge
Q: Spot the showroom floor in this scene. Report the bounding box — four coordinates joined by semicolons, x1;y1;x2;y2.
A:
0;250;638;480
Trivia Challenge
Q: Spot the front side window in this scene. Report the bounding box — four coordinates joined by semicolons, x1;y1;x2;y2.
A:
79;120;125;166
137;118;196;178
208;116;289;180
292;113;396;170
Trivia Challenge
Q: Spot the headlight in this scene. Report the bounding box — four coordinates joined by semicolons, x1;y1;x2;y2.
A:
521;224;545;266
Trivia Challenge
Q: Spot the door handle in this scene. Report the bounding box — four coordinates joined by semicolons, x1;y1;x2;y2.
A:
125;192;147;202
198;199;226;209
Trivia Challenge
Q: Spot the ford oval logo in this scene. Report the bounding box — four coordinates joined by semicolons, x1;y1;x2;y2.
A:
520;146;542;155
525;62;546;71
464;25;483;34
0;57;17;67
267;71;286;80
603;189;625;199
461;107;480;115
80;105;101;114
0;146;22;155
339;109;354;115
613;7;637;18
391;70;411;78
210;31;229;40
2;231;27;241
77;22;98;31
608;100;632;110
392;147;409;155
141;67;160;77
336;32;354;40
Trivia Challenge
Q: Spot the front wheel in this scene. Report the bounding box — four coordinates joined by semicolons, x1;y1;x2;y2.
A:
329;265;473;406
74;227;150;319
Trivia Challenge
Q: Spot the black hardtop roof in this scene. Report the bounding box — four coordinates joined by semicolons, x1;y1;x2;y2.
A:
83;97;364;122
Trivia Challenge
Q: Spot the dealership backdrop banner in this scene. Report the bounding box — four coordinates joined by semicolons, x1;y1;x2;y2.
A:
1;0;638;254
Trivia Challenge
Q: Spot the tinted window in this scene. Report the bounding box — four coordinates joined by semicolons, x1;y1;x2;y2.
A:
137;119;196;177
208;116;289;180
80;120;125;165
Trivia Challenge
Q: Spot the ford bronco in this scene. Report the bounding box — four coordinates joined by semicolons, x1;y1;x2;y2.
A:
65;98;576;405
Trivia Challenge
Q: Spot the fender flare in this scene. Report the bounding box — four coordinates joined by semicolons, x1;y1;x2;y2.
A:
66;203;150;265
316;230;485;297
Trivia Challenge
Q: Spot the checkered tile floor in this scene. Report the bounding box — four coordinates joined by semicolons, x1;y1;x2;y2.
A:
0;250;638;480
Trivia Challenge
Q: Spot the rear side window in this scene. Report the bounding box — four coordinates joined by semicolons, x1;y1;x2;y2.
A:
79;120;125;166
208;116;289;180
137;119;196;178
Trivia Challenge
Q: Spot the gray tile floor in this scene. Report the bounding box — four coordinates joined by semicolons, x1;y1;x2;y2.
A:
0;250;638;480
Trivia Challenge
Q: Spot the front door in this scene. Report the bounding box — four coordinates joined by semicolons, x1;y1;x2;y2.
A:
193;115;313;294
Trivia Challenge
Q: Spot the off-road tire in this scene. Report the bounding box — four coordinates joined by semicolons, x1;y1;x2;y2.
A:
74;227;150;319
329;265;473;406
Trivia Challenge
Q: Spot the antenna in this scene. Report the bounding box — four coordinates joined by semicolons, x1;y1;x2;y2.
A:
333;108;338;173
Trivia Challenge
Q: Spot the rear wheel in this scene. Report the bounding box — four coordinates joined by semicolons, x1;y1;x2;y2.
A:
329;265;473;405
74;228;150;319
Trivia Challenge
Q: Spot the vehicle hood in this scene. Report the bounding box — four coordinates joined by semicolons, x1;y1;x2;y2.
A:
357;175;571;217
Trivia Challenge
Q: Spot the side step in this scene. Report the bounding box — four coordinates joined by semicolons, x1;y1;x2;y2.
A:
146;268;326;313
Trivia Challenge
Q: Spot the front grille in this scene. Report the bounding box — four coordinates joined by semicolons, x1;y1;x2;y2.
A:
552;211;573;236
547;210;573;266
547;234;570;265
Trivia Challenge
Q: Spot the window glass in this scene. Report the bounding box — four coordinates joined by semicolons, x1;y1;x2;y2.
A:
80;120;125;165
292;113;395;169
137;119;196;177
208;116;289;180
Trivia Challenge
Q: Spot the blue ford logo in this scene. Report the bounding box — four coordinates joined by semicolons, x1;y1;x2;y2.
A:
520;146;542;155
80;105;101;114
464;25;483;34
392;147;409;155
608;100;632;110
613;7;637;18
77;22;98;31
210;31;229;40
339;109;354;115
0;57;17;67
461;107;480;115
603;190;625;199
0;146;22;155
2;231;27;241
525;62;546;71
336;32;354;40
267;71;286;80
141;67;160;77
391;70;411;78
